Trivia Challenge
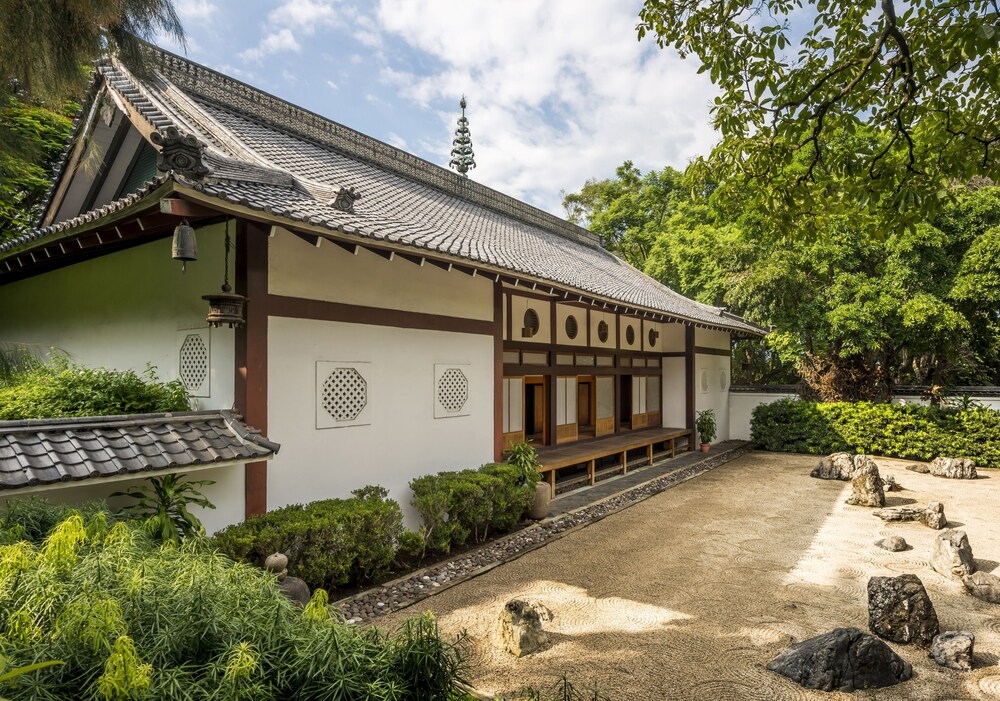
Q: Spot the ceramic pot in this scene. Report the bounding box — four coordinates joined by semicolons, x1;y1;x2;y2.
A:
529;481;551;520
700;443;711;453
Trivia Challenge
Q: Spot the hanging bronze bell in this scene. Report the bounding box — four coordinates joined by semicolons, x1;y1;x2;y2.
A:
171;220;198;272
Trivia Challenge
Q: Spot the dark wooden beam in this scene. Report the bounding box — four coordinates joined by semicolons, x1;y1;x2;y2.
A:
159;197;219;218
494;282;504;462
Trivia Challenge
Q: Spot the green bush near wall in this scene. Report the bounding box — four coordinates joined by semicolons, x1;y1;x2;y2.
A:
410;463;533;555
212;485;403;591
751;399;1000;467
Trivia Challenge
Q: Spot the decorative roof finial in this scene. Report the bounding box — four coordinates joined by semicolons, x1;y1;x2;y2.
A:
449;96;476;178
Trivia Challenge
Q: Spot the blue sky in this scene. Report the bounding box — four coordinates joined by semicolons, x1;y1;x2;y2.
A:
163;0;721;214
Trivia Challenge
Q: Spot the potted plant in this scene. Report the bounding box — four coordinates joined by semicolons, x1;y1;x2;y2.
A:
695;409;716;452
507;441;550;520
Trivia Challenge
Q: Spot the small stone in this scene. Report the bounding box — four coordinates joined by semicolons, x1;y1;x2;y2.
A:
876;536;908;552
905;463;931;474
265;552;289;582
868;574;940;646
499;599;549;657
930;457;978;480
931;530;976;579
766;627;912;692
847;460;886;508
962;571;1000;604
278;576;311;607
931;631;975;671
922;501;947;530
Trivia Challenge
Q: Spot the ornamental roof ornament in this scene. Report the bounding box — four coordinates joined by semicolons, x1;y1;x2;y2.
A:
448;96;476;178
151;127;212;179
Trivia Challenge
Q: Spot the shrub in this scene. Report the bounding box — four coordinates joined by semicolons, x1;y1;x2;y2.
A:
0;497;124;545
112;474;216;544
751;399;1000;466
0;357;188;420
0;514;466;700
410;463;533;555
213;485;403;591
506;441;542;488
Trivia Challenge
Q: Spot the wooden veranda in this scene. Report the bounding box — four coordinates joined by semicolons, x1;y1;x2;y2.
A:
535;426;694;491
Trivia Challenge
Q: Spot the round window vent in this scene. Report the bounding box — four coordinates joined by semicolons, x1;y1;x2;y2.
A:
625;325;636;345
648;329;659;347
565;314;578;340
597;320;609;343
522;308;540;338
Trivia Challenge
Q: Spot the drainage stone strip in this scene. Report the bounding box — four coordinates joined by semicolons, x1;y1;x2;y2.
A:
335;443;752;624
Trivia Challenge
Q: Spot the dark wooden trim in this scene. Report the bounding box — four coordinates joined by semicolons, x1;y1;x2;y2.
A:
662;351;686;357
503;364;658;377
494;282;504;462
547;302;558;446
506;288;559;304
695;346;732;356
236;219;270;519
506;292;512;342
685;325;695;430
267;294;495;335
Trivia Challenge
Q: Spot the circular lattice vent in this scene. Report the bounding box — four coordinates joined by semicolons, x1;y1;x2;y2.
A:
597;320;609;343
322;367;367;422
565;315;579;339
625;325;636;345
179;334;208;390
523;308;540;338
437;368;469;413
648;329;659;347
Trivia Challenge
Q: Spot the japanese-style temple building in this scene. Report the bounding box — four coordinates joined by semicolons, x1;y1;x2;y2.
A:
0;45;764;531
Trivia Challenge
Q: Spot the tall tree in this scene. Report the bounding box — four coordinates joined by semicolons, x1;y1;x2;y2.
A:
637;0;1000;234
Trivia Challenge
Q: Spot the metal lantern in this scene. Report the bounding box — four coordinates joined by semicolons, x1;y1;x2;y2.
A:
171;220;198;272
203;220;246;328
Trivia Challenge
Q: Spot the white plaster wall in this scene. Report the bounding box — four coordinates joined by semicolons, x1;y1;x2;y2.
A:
728;392;797;441
695;353;731;442
269;229;493;320
554;304;587;347
0;464;245;535
0;225;235;411
695;327;730;350
268;316;494;527
661;323;685;352
588;310;617;350
510;295;552;344
662;357;686;429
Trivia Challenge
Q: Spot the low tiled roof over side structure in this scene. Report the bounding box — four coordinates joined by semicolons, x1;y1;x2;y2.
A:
0;411;278;490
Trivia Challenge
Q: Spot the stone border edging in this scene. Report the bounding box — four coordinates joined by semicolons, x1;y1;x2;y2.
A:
335;443;752;624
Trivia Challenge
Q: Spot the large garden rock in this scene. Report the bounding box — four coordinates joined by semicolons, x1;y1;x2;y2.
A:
279;577;312;607
812;453;861;480
874;502;946;530
847;461;885;507
867;574;939;646
931;530;976;579
931;631;975;671
499;599;549;657
875;536;909;552
905;463;931;474
962;571;1000;604
930;457;978;480
766;627;912;692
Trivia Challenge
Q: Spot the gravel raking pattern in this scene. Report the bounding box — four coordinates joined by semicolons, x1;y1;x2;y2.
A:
334;444;752;623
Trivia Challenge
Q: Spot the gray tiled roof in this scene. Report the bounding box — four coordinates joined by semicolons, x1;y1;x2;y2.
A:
0;411;278;490
4;45;765;336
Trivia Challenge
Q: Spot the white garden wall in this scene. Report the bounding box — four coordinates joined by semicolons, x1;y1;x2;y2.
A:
695;353;732;442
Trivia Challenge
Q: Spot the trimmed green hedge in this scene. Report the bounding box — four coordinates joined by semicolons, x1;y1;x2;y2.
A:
212;485;403;591
410;463;533;555
751;399;1000;467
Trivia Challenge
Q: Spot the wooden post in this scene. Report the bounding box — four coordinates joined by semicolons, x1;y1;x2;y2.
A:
685;325;696;432
621;450;627;475
646;443;653;466
588;459;596;486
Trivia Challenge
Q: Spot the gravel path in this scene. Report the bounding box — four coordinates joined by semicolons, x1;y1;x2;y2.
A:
373;452;1000;700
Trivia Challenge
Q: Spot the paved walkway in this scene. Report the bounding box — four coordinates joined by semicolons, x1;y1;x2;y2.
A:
548;439;747;515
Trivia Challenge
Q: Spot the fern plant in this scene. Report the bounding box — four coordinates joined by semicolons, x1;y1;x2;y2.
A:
112;474;215;544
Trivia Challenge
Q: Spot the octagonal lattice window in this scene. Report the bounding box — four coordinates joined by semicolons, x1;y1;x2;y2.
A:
322;367;368;422
177;330;210;397
437;368;468;413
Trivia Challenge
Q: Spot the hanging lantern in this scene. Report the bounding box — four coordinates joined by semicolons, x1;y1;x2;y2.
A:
171;220;198;272
203;219;246;328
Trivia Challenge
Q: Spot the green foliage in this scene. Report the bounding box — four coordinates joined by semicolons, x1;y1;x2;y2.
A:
112;474;215;544
213;485;403;592
751;399;1000;466
505;441;542;488
695;409;717;445
0;497;123;546
513;675;612;701
637;0;999;234
410;464;533;555
0;357;189;419
0;655;64;701
0;514;467;701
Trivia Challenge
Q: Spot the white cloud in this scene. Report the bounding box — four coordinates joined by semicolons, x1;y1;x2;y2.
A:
371;0;718;214
386;131;408;149
240;28;302;61
267;0;341;31
176;0;218;22
326;80;339;91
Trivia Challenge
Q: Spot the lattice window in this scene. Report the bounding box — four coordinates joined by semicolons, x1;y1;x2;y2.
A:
625;325;636;346
522;308;540;338
597;320;609;343
177;328;210;397
565;314;578;340
701;369;710;393
648;328;659;347
719;370;728;391
321;367;367;422
437;368;468;413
